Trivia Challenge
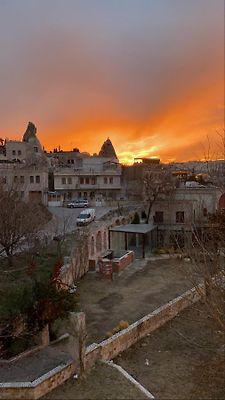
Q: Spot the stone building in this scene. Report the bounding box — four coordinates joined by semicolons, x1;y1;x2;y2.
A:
53;139;121;201
54;158;121;201
151;184;222;248
122;157;163;200
0;122;49;204
4;122;46;164
0;164;48;204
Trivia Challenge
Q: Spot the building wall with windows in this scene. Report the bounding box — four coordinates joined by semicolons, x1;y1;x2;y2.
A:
0;164;48;205
53;157;122;200
152;187;220;226
151;186;221;248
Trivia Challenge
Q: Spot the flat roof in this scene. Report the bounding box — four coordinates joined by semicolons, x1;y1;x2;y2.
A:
110;223;156;234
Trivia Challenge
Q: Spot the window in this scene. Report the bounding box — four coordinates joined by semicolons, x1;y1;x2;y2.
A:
34;146;38;153
62;177;66;185
109;177;113;184
18;150;22;156
80;177;84;184
104;177;108;184
85;177;90;184
36;175;40;183
68;177;72;184
30;176;34;184
14;175;18;183
20;176;25;184
12;150;16;156
1;176;6;184
203;208;208;217
154;211;164;223
176;211;184;223
91;177;96;185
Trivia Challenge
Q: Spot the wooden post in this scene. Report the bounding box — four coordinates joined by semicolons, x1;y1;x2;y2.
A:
108;230;111;249
142;234;145;258
125;232;128;250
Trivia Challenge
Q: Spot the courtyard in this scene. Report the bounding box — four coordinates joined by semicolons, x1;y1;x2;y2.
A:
76;256;193;344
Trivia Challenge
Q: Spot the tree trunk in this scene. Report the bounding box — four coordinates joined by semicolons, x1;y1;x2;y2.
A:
5;249;13;268
146;202;153;223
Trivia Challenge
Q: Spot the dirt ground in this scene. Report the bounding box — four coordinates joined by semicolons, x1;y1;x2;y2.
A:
44;362;146;400
77;257;192;343
115;302;225;400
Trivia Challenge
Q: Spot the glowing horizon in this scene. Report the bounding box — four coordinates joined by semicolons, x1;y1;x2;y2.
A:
0;0;224;164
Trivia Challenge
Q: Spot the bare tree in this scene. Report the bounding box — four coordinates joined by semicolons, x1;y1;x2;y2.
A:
174;215;225;336
0;185;50;267
143;166;175;222
202;129;225;192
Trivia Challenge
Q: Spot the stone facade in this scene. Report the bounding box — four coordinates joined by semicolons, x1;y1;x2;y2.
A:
53;157;121;201
0;122;49;205
0;164;48;205
151;185;221;247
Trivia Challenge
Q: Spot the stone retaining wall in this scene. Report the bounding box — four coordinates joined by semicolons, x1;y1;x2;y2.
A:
85;285;204;369
112;250;135;273
0;285;204;399
0;360;75;400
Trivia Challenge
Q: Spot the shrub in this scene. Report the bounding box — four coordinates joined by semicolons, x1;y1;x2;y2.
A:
107;320;129;337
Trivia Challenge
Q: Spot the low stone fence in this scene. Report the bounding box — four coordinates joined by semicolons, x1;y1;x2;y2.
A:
112;250;135;273
85;285;204;369
0;285;204;399
0;360;75;400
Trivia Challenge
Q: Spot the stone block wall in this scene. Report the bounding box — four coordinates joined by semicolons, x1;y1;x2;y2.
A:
85;285;204;366
0;361;75;400
112;251;135;273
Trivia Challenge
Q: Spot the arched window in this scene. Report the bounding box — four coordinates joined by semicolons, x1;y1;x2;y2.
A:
219;193;225;209
103;231;107;250
96;231;102;253
90;236;95;256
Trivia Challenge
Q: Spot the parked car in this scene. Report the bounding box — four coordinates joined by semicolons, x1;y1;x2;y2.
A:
77;208;95;226
67;199;89;208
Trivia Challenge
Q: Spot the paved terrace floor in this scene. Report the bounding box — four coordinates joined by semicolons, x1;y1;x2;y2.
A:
77;256;193;344
0;344;70;382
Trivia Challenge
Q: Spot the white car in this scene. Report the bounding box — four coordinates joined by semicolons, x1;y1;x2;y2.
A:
67;199;89;208
77;208;95;226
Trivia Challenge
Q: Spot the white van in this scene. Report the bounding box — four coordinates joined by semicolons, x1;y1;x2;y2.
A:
76;208;95;226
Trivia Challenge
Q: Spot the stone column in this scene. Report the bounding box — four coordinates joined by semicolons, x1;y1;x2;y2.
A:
68;312;87;376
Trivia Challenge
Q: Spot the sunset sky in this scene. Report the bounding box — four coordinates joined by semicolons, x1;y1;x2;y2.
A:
0;0;224;164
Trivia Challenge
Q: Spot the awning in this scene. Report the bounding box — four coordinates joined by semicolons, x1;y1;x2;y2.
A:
109;223;156;235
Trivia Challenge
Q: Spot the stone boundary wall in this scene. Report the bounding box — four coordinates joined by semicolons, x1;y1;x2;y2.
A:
0;360;75;400
0;285;204;399
59;210;137;285
112;250;135;273
85;285;204;369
